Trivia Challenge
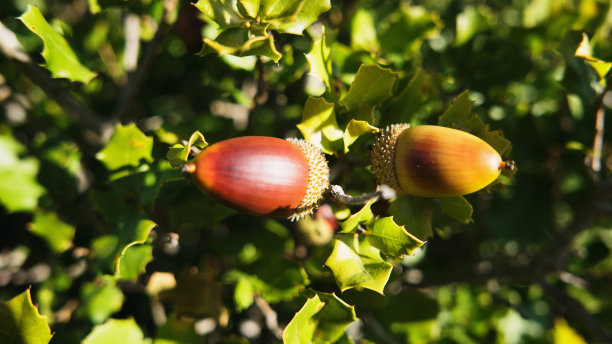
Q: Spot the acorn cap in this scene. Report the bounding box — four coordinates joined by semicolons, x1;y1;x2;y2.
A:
286;138;330;221
370;124;410;195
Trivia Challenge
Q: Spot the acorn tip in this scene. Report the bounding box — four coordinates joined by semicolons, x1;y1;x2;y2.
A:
500;160;516;171
181;163;197;174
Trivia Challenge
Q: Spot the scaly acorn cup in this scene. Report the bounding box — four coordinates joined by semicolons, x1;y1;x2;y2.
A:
371;124;515;197
185;136;329;220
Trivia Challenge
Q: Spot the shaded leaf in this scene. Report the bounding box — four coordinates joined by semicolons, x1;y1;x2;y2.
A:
385;68;436;125
305;27;333;93
343;119;379;153
282;291;357;344
437;91;511;157
297;97;343;154
19;5;96;83
167;131;208;168
0;135;44;212
340;200;375;233
96;123;153;171
82;318;144;344
440;196;473;224
325;234;393;294
116;244;153;281
366;217;425;258
389;196;434;241
29;211;75;253
113;216;156;276
160;269;224;318
0;289;52;344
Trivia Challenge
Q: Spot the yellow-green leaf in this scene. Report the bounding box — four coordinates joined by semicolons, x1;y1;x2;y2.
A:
0;289;52;344
305;26;333;93
297;97;343;154
19;5;96;83
366;217;425;258
341;64;397;112
96;123;153;171
83;318;144;344
343;119;379;153
30;211;75;253
167;131;208;168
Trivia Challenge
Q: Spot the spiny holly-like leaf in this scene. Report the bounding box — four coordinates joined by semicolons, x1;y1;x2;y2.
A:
199;27;283;63
0;289;52;344
29;211;75;253
79;276;124;324
340;200;375;233
282;291;357;344
325;234;393;294
575;33;611;87
117;244;153;281
274;0;332;35
365;217;425;258
96;123;153;171
167;131;208;168
297;97;343;154
437;90;511;157
440;196;473;224
19;5;96;83
0;135;44;212
341;64;397;112
82;318;144;344
113;216;156;277
305;27;333;93
343;119;379;153
193;0;244;29
389;196;434;241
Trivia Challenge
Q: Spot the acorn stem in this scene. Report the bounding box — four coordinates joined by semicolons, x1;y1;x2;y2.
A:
501;160;516;171
330;184;397;204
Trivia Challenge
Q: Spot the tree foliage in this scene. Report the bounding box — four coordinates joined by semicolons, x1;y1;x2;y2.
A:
1;0;612;343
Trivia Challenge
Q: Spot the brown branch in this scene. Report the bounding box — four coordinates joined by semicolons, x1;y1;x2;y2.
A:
111;0;177;126
253;295;283;340
330;184;396;204
588;91;607;176
0;21;110;143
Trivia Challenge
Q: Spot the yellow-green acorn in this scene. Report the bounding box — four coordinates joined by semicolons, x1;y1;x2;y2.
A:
185;136;329;220
371;124;514;197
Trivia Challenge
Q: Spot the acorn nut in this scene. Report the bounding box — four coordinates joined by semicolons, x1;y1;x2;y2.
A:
186;136;329;220
371;124;514;197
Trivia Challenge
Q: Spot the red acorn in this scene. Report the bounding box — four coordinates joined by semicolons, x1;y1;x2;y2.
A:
186;136;329;220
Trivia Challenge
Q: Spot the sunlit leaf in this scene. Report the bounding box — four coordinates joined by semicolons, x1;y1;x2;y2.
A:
275;0;331;35
193;0;244;29
305;27;333;93
455;6;492;45
325;234;393;294
341;64;397;112
19;5;96;83
113;216;156;276
575;33;611;86
116;244;153;281
233;276;255;312
437;90;512;157
297;97;343;154
79;276;124;324
82;318;144;344
96;123;154;171
351;8;380;52
0;135;45;212
200;27;283;62
343;119;379;153
366;217;425;258
553;318;586;344
167;131;208;168
29;211;75;253
282;291;357;344
340;200;375;233
0;289;52;344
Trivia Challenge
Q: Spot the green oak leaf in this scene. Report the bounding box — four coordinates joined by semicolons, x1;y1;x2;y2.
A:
113;216;156;277
193;0;244;29
29;211;75;253
388;196;434;241
325;234;393;294
341;64;397;112
385;68;436;125
340;200;375;233
305;26;333;93
351;8;380;52
343;119;379;153
82;318;144;344
233;276;256;312
200;27;282;62
167;131;208;168
96;123;153;171
0;135;45;212
19;5;96;83
0;289;52;344
437;90;512;157
297;97;343;154
275;0;331;35
79;276;124;324
365;216;425;258
282;291;357;344
117;244;153;281
575;33;611;87
440;196;474;224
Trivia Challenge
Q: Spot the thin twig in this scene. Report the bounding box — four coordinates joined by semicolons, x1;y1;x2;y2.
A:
541;281;612;342
111;0;177;126
588;92;607;176
330;184;396;204
253;295;283;340
0;21;109;143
